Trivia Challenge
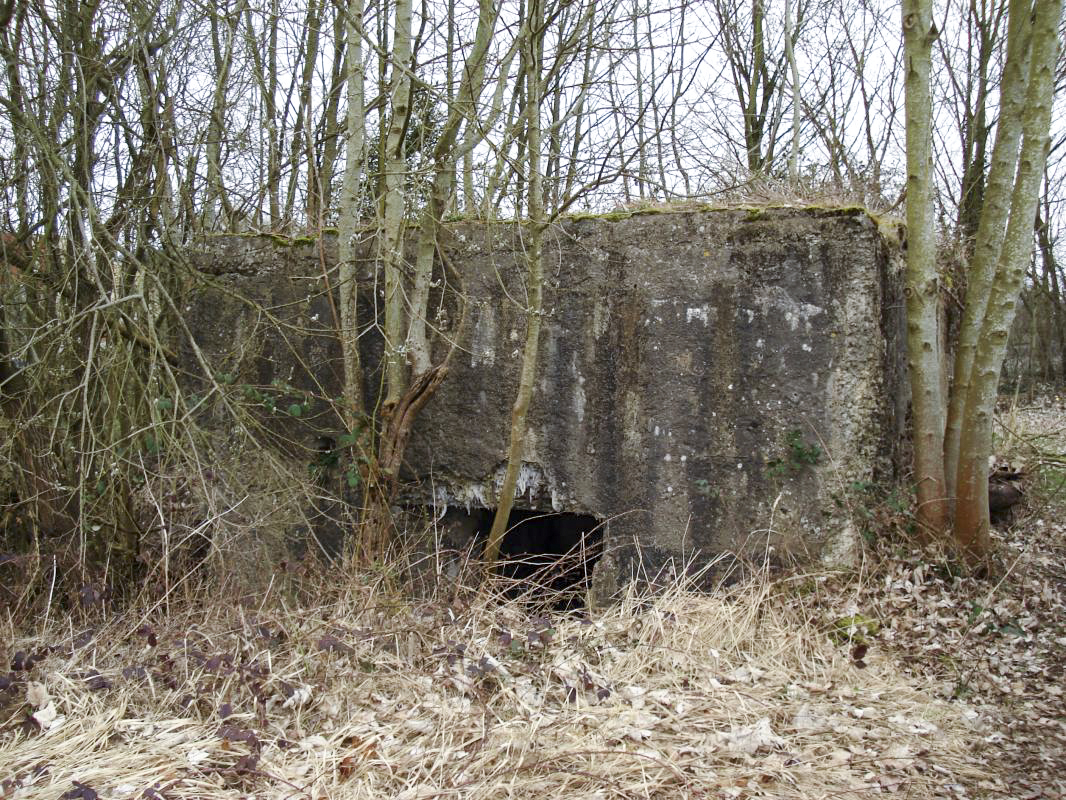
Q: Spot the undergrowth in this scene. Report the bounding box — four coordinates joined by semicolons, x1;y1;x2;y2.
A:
0;546;984;800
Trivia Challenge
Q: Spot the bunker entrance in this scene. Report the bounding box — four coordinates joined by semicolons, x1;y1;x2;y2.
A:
440;507;605;606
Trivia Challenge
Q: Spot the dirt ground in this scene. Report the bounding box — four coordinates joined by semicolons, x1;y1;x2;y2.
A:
0;404;1064;799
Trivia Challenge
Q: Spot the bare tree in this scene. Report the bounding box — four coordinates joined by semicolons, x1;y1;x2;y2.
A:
485;0;546;567
902;0;949;534
906;0;1062;558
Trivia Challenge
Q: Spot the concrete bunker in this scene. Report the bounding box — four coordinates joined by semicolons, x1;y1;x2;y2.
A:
184;206;907;594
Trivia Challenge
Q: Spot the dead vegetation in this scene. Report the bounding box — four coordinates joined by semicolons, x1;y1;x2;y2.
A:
0;573;985;799
843;401;1066;798
2;402;1065;799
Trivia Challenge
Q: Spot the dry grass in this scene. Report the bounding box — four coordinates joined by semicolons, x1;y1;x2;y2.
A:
0;558;985;800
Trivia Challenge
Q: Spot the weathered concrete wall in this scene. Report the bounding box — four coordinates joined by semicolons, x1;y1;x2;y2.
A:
184;206;906;587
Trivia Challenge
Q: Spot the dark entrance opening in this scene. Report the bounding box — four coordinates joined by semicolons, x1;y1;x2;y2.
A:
438;507;605;607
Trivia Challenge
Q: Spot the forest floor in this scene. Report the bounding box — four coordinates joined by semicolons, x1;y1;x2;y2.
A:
0;404;1064;799
868;399;1066;799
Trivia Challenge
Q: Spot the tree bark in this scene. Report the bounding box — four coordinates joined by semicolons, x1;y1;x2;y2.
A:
338;0;368;425
953;0;1061;558
380;0;414;410
784;0;800;181
485;0;545;569
944;0;1030;499
406;0;498;374
902;0;949;535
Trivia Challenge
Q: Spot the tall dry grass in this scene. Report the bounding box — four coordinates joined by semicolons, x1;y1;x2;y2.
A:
0;552;985;799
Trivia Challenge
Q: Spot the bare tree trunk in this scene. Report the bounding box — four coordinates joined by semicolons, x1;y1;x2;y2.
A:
668;4;691;197
944;0;1031;499
241;1;280;226
746;0;766;173
380;0;414;410
784;0;800;181
205;0;242;228
284;0;325;225
407;0;498;374
953;0;1061;558
608;76;632;203
266;0;281;224
645;0;668;195
338;0;368;425
312;0;349;223
632;0;648;197
563;2;601;206
953;0;1002;245
1037;205;1066;384
485;0;545;569
485;53;528;217
902;0;949;535
471;39;519;216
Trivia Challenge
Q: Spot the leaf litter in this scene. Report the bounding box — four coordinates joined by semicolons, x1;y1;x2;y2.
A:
2;403;1065;799
825;401;1066;799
